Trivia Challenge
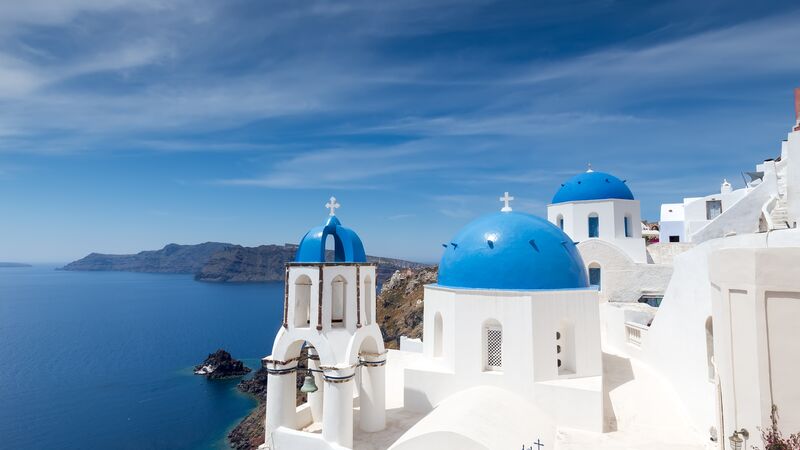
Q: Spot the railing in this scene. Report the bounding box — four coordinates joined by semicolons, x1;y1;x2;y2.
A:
760;194;779;231
625;321;648;347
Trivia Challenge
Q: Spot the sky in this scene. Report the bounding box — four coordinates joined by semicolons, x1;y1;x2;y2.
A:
1;0;799;263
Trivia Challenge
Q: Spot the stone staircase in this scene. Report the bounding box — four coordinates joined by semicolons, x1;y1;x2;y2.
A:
770;166;791;229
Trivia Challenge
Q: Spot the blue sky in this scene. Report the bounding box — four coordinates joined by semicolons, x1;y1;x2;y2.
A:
1;0;799;263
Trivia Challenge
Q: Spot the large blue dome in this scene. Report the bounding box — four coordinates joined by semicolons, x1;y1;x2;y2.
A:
295;215;367;263
552;170;634;204
438;211;589;290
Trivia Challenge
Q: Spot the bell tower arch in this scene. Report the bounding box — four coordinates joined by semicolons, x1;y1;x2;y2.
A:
263;200;386;449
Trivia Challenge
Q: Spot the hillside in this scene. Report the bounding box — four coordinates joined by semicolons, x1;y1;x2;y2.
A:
61;242;234;273
62;242;426;285
377;266;437;349
196;244;426;284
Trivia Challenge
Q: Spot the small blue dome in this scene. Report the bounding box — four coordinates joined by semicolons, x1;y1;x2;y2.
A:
438;211;589;290
295;215;367;263
552;170;634;204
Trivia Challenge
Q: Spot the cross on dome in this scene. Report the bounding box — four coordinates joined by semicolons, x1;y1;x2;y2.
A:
325;196;340;216
500;191;514;212
586;162;594;173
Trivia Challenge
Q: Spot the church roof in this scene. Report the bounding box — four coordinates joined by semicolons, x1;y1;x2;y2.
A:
551;170;634;204
295;215;367;263
437;211;589;290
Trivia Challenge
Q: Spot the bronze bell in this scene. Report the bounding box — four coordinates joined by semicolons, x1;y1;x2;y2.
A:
300;374;318;393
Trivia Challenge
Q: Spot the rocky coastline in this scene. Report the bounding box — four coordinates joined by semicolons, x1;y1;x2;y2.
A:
62;242;426;285
226;266;436;449
228;351;308;450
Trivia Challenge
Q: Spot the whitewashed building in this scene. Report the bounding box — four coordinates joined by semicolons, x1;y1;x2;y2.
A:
547;168;647;263
258;90;800;450
604;90;800;449
403;206;604;434
547;168;675;304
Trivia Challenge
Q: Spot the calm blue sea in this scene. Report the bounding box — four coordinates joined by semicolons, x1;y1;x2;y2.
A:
0;265;284;450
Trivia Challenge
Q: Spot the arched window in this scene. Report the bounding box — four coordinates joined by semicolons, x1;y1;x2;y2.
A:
624;215;632;237
363;275;374;325
588;213;599;238
294;275;312;328
434;312;444;357
483;319;502;371
588;262;601;290
706;317;715;381
556;214;564;231
331;275;347;327
557;320;576;375
324;234;336;262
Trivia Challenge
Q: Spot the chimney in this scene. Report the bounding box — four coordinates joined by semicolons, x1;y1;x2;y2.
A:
721;179;732;194
795;87;800;131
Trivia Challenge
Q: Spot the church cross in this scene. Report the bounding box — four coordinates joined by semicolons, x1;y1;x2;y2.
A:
500;192;514;212
325;196;340;216
533;439;544;450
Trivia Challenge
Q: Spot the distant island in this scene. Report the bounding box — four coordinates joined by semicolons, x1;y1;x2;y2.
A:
0;262;32;268
62;242;426;284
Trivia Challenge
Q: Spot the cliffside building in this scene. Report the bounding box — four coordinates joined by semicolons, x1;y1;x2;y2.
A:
259;90;800;450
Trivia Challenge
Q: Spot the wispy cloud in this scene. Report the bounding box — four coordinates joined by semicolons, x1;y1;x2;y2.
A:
360;112;647;137
219;141;445;189
509;10;800;100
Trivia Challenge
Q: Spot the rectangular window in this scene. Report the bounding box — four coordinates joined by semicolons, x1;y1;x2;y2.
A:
706;200;722;220
589;267;601;289
558;217;564;230
624;216;631;237
669;235;680;243
486;327;502;370
588;216;599;238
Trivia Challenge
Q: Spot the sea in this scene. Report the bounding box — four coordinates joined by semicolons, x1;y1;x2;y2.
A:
0;265;284;450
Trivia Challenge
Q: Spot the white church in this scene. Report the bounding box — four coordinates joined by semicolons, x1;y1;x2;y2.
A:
260;90;800;450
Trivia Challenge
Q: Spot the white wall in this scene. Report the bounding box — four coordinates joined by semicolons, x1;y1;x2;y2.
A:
709;247;800;448
621;229;800;443
577;239;673;303
690;176;776;244
659;203;685;243
405;285;603;432
548;199;647;263
785;130;800;226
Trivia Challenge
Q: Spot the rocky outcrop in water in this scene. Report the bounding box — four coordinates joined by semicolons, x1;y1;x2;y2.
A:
194;350;251;379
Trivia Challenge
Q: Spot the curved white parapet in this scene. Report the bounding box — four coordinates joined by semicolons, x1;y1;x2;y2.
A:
389;386;555;450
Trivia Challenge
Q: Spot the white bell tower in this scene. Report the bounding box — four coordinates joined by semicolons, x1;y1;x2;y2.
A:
262;199;387;450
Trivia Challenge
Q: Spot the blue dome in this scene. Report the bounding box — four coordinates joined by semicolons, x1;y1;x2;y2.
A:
438;211;589;290
552;170;634;204
295;215;367;263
